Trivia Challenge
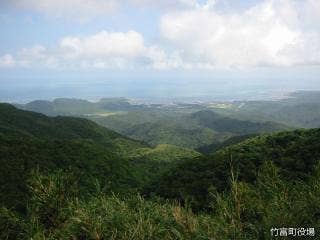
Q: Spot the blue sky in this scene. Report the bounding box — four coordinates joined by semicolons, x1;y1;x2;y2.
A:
0;0;320;100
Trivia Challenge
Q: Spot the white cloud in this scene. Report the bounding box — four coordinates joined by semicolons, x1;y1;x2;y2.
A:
2;0;320;70
145;46;184;70
6;30;180;70
0;54;15;68
59;31;146;59
303;0;320;28
57;30;182;69
9;45;59;69
160;0;320;68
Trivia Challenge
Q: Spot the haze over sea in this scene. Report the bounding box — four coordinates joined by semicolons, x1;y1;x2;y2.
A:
2;76;320;104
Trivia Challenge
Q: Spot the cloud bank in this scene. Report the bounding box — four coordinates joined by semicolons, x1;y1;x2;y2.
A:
0;30;182;70
1;0;320;70
160;0;320;68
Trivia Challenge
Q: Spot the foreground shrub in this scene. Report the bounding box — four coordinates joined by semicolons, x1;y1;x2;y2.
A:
2;160;319;239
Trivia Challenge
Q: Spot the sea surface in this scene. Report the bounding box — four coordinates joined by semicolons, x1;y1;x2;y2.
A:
1;77;319;103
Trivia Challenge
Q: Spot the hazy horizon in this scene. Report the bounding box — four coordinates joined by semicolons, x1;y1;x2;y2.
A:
1;75;320;103
1;0;320;103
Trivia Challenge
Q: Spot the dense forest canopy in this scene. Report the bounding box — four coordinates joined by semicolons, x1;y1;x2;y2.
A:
1;92;320;239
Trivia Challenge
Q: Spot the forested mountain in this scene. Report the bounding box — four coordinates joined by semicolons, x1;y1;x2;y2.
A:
16;91;320;132
0;103;144;150
0;103;200;210
123;119;219;148
146;128;320;210
16;95;296;150
122;110;288;149
2;95;320;239
190;110;287;134
16;97;145;116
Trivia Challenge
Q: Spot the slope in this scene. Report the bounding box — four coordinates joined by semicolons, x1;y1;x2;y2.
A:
0;103;145;153
0;103;202;210
145;128;320;209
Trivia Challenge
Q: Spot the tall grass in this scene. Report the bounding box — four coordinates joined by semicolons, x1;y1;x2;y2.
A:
1;161;320;239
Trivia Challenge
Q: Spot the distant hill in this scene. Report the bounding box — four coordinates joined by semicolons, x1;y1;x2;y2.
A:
16;97;145;116
90;109;174;133
16;91;320;132
0;103;145;153
19;95;320;151
123;110;289;149
212;91;320;128
190;110;288;134
123;119;220;149
16;98;97;116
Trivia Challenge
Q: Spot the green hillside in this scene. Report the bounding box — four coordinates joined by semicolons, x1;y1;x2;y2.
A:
0;103;146;210
16;98;291;150
0;136;140;210
17;98;98;116
196;134;258;154
130;144;201;162
0;103;200;210
123;110;288;149
1;103;320;239
190;110;288;134
0;103;145;154
146;128;320;209
124;119;220;149
212;91;320;128
16;97;146;116
90;109;173;133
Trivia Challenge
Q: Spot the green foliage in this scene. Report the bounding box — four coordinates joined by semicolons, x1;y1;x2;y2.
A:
1;102;320;239
17;97;289;150
116;110;287;149
146;129;320;210
0;103;145;151
127;144;202;184
2;160;320;239
123;119;220;149
0;207;26;240
196;134;258;154
0;104;202;210
27;170;79;229
190;110;288;134
130;144;201;162
0;135;145;210
204;161;320;239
